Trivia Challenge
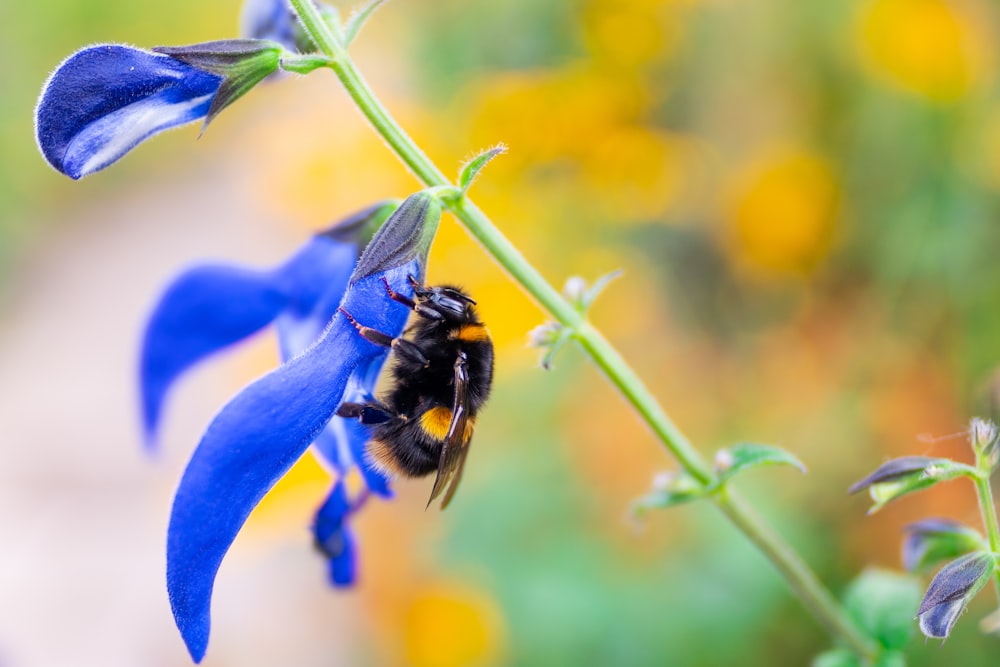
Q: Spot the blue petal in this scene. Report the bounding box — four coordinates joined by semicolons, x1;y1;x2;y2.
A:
140;235;357;447
36;45;222;179
313;480;360;586
140;265;287;446
273;239;358;360
310;359;393;496
166;261;419;663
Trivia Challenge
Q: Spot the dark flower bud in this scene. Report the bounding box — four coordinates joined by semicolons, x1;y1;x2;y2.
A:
917;551;996;639
970;417;999;470
901;518;986;573
848;456;973;513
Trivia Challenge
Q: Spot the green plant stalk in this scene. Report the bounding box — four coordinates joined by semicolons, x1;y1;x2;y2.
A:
973;469;1000;596
287;0;878;660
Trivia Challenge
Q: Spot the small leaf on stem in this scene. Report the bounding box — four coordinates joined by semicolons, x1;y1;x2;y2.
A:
343;0;388;46
458;143;508;193
714;443;806;484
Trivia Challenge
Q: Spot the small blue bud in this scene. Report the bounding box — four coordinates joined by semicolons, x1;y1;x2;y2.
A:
917;551;995;639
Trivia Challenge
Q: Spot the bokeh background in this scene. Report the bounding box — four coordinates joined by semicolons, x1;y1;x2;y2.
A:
3;0;1000;664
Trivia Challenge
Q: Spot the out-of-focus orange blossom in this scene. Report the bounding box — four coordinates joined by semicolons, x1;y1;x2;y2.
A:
857;0;990;101
725;147;839;277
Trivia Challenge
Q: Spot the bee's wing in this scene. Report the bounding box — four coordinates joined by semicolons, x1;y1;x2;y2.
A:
427;352;473;509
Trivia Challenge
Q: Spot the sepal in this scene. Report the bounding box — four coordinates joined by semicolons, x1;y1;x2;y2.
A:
351;192;442;281
154;40;282;126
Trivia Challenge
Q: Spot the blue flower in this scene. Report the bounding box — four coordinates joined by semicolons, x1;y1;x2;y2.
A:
161;193;442;662
141;200;397;588
35;27;291;179
35;45;223;179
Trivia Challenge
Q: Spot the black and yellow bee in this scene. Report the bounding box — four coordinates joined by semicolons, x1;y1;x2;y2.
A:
336;276;494;508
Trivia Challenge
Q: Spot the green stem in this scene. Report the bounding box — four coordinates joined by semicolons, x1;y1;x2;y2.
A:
287;1;878;661
715;490;877;657
973;472;1000;595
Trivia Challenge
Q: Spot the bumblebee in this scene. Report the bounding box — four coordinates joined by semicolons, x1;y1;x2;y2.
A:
336;276;494;508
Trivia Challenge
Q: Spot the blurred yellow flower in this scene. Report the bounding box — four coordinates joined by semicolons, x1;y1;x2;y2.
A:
726;148;839;276
465;67;649;166
581;126;699;220
404;584;506;667
583;0;681;67
857;0;989;101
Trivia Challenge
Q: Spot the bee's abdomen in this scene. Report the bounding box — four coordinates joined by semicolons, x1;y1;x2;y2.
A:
367;414;442;478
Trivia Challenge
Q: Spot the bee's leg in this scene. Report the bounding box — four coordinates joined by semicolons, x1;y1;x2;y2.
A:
381;277;445;322
336;401;393;424
339;306;431;366
381;276;416;309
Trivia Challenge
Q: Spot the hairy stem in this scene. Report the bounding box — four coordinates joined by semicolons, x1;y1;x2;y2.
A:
974;472;1000;595
287;0;879;660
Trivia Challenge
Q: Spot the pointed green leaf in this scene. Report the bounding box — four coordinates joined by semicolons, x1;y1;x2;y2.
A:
344;0;387;46
714;443;806;485
458;144;507;193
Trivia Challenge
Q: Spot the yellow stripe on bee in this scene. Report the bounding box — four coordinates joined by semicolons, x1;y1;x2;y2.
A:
420;406;454;440
449;323;491;343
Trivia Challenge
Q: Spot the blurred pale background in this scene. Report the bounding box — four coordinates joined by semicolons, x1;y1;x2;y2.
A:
3;0;1000;665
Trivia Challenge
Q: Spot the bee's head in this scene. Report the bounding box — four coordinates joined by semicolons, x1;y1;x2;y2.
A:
413;284;477;322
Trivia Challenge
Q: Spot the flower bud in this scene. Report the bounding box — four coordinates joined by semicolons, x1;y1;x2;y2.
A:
917;551;996;639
